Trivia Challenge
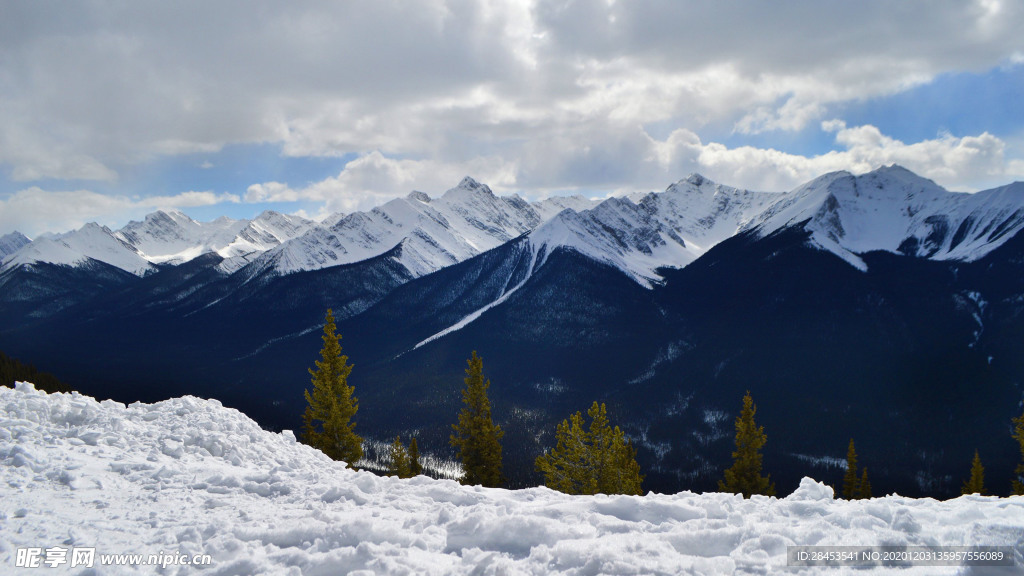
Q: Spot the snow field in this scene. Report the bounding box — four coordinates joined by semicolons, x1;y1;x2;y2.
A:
1;382;1023;575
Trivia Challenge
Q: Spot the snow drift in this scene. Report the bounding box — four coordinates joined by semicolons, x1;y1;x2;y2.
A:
1;382;1022;575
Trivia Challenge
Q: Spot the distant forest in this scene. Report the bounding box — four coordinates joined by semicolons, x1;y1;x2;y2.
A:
0;350;71;394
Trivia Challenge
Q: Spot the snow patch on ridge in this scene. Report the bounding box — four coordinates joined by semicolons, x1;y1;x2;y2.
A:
414;245;540;349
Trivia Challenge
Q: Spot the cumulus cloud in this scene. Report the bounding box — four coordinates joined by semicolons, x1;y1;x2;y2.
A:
276;121;1022;209
0;188;239;237
3;2;1023;178
1;1;1023;235
686;122;1020;192
246;151;518;217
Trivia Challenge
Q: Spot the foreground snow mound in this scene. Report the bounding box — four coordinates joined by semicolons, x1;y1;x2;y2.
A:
2;383;1022;575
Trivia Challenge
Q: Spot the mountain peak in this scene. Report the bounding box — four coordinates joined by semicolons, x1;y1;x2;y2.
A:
684;173;709;187
443;176;494;198
0;231;31;258
254;209;282;220
407;190;431;203
457;176;484;190
440;177;496;203
860;164;946;194
152;209;195;225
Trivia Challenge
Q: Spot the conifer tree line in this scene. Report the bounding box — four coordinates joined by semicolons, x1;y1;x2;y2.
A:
535;401;643;495
0;350;71;394
300;310;1024;497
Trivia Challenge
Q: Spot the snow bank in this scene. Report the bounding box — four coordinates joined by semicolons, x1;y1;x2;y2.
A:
1;382;1022;575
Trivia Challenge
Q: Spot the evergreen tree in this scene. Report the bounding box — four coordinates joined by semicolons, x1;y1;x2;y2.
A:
858;467;872;500
962;450;986;495
450;351;504;487
1012;409;1024;495
536;411;590;494
388;436;411;478
0;350;71;394
301;309;363;467
535;401;644;495
408;437;423;477
842;439;860;500
718;391;775;498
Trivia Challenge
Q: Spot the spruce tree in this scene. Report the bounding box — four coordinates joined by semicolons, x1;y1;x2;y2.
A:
842;439;860;500
536;411;590;494
962;450;986;495
301;309;363;467
858;467;872;500
536;401;644;495
1012;409;1024;495
450;351;504;487
718;391;775;498
389;436;411;478
408;437;423;477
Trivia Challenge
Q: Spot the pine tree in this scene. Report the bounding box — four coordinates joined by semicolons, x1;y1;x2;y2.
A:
858;467;872;500
301;309;363;467
842;439;860;500
718;391;775;498
450;351;504;487
536;411;590;494
535;401;644;495
389;436;411;478
408;437;423;477
962;450;986;495
0;350;71;394
1012;409;1024;495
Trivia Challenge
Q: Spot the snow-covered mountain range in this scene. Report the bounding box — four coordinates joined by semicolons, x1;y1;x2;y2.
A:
751;165;1024;271
7;165;1021;289
0;177;601;282
525;165;1024;284
5;165;1024;497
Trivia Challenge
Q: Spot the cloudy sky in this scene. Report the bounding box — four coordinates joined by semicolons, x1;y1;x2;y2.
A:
2;0;1024;237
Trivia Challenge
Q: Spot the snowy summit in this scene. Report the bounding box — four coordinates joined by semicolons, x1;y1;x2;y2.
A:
1;383;1021;574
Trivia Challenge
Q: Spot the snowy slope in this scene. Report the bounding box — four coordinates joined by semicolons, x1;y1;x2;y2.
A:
748;165;1024;270
0;232;30;259
2;382;1022;575
1;210;314;277
258;177;542;277
529;166;1024;283
114;210;244;265
528;174;780;286
1;223;155;276
531;194;603;221
115;209;314;268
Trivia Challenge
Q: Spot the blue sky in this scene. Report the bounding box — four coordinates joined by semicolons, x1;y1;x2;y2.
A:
2;1;1024;237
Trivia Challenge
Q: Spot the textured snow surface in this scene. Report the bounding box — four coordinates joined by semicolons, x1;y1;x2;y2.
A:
2;383;1022;575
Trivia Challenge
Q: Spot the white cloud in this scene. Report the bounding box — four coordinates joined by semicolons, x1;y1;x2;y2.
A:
2;1;1022;183
0;188;239;237
688;122;1019;192
1;1;1024;238
241;122;1023;220
246;151;518;216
